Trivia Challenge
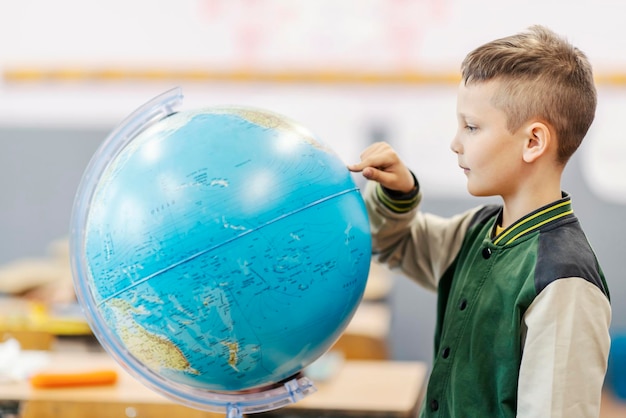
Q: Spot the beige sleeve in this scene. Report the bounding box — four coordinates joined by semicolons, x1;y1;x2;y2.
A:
517;278;611;418
363;181;479;291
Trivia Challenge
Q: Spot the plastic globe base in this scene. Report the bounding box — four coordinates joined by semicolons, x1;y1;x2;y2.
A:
222;372;316;417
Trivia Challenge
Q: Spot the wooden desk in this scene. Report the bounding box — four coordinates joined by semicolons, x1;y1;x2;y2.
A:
0;352;427;418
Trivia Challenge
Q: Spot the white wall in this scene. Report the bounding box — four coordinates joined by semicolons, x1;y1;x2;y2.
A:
3;0;626;70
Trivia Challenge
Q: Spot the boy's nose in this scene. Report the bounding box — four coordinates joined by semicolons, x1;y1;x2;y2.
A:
450;135;461;154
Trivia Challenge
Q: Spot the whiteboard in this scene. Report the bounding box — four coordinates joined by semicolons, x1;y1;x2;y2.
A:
1;0;624;72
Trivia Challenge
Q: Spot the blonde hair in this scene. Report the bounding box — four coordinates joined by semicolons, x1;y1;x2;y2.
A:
461;25;596;164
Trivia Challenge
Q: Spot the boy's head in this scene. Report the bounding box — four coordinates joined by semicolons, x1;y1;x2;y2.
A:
460;25;596;165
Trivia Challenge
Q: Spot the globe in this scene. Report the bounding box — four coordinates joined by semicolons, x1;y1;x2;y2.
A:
70;88;372;414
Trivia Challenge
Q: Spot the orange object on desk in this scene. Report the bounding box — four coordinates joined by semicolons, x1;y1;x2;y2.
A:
30;369;118;388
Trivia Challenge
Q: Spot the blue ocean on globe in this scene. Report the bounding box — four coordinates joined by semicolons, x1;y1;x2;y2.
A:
75;104;372;394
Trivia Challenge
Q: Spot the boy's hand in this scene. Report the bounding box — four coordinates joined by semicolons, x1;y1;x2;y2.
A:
348;142;415;193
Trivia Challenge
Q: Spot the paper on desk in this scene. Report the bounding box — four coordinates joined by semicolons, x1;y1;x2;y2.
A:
0;338;50;383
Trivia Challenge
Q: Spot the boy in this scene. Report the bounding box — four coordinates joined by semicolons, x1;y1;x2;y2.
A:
348;25;611;417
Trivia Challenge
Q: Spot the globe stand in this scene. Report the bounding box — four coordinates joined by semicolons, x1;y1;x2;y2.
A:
70;86;321;416
218;373;317;417
109;363;317;416
96;351;318;416
226;405;242;418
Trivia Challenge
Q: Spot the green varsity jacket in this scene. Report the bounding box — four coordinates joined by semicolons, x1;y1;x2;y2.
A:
364;182;611;418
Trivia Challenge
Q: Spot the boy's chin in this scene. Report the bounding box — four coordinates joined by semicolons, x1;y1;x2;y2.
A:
466;185;498;198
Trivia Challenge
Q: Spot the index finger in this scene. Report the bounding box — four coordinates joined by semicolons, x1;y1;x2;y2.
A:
347;142;391;172
347;160;368;172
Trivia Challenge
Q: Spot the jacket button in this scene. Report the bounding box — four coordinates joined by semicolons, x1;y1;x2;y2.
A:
482;247;492;259
430;399;439;411
442;347;451;359
459;298;468;311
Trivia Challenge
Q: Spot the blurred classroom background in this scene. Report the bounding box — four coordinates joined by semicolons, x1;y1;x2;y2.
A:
0;0;625;415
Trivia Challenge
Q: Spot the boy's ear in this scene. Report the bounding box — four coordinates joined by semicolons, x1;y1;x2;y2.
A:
522;121;551;163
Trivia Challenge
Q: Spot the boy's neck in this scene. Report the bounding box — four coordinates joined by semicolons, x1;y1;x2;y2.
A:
499;182;563;229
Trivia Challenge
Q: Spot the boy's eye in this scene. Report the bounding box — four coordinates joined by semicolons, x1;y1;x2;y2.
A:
465;125;477;133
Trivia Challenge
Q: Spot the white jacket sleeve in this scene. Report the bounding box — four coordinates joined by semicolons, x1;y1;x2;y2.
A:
517;277;611;417
363;181;480;291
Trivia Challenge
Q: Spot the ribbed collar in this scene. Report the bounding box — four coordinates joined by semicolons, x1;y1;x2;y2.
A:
493;193;574;246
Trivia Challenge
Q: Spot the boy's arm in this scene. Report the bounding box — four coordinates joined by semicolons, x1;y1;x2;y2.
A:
517;278;611;418
363;180;478;290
